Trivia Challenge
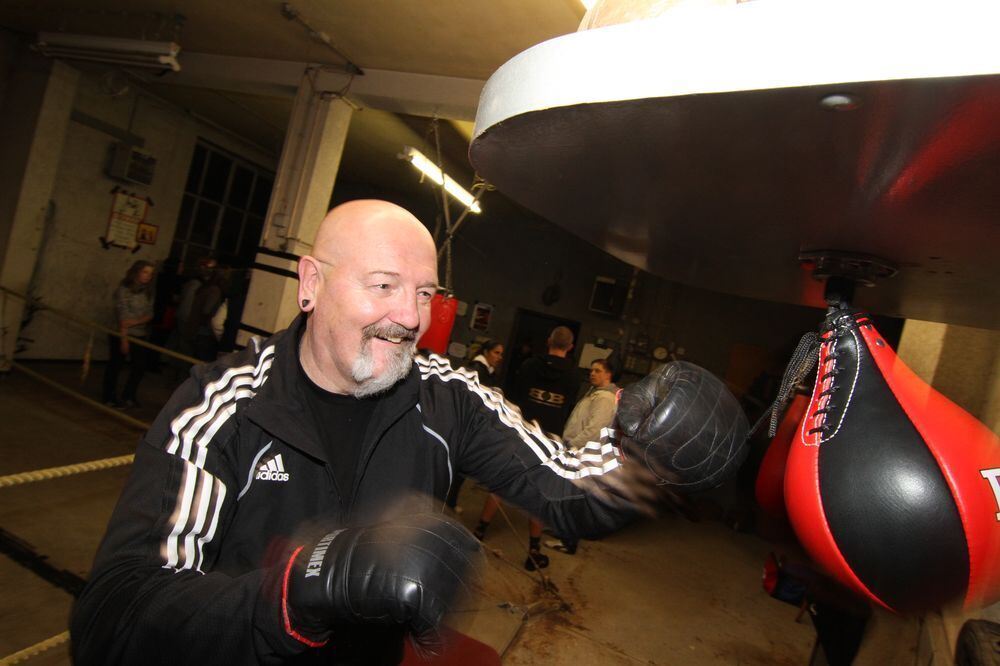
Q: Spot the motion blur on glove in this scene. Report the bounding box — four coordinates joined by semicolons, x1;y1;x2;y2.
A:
616;360;749;493
278;512;480;652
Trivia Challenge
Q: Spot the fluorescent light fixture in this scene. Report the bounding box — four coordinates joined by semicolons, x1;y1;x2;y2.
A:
35;33;181;72
401;146;482;214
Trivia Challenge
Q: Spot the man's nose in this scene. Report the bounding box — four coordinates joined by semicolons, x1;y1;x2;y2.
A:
390;292;422;331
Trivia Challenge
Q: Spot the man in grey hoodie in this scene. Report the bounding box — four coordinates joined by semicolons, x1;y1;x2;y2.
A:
550;358;619;555
562;358;618;450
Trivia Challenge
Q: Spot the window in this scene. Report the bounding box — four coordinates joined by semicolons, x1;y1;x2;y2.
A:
170;141;273;270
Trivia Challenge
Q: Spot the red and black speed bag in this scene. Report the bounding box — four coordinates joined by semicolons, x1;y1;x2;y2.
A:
785;310;1000;612
755;393;810;519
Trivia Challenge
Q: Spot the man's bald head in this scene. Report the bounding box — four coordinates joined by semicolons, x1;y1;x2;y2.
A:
297;199;440;396
313;200;435;267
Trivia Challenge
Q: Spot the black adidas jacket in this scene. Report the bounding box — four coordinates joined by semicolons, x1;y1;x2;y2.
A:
71;315;635;665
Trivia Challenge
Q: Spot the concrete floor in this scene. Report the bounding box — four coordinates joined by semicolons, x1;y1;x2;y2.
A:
0;360;925;664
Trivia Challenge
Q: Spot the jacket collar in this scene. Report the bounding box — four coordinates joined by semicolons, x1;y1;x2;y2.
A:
245;314;422;464
586;382;618;397
472;354;494;373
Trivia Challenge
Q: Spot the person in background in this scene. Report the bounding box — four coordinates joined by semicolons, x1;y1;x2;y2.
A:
562;358;617;450
467;339;503;388
173;257;217;360
474;326;579;570
102;260;155;408
186;263;228;361
445;340;505;514
548;357;619;555
147;257;181;374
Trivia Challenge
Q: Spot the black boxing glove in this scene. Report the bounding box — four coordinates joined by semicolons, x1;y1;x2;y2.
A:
616;361;749;493
279;513;480;649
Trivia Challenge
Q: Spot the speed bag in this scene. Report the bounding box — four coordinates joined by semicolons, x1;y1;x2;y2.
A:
784;309;1000;613
417;293;457;355
755;392;810;520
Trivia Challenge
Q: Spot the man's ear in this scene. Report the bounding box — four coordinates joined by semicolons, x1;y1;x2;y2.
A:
297;256;322;311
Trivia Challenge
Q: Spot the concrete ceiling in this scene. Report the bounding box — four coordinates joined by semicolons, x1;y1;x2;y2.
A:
0;0;588;194
0;0;585;78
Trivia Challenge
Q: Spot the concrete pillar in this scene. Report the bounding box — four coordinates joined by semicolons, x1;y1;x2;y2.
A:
0;50;79;370
237;71;353;346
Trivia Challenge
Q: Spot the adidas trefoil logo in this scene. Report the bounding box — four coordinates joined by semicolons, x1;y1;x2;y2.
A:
255;453;290;482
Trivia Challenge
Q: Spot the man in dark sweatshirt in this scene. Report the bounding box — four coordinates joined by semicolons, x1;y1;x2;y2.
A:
510;326;579;435
474;326;581;569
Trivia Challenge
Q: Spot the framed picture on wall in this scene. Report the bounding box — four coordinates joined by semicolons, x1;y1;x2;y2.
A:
102;189;152;250
136;222;158;245
470;302;493;332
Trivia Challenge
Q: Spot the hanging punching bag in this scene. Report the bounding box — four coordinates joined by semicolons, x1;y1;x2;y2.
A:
417;293;458;355
784;309;1000;613
755;392;810;520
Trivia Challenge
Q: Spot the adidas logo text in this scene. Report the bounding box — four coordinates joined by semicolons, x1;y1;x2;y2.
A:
256;453;289;482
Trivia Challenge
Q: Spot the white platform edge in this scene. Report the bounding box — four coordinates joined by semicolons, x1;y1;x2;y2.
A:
473;0;1000;139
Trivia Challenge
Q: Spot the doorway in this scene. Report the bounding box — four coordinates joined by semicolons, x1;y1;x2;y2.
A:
502;308;582;395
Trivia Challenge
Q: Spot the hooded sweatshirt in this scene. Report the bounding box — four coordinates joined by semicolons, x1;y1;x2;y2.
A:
562;382;619;449
511;353;580;436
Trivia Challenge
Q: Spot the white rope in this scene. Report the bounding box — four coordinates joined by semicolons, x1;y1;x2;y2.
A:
0;285;198;365
10;361;151;431
0;454;134;488
0;630;69;665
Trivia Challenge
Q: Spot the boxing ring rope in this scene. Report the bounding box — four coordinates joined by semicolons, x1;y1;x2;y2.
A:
9;361;152;432
0;285;201;366
0;451;135;488
0;631;69;665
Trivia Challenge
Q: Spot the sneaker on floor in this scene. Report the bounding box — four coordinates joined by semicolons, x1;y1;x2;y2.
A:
545;539;577;555
524;551;549;571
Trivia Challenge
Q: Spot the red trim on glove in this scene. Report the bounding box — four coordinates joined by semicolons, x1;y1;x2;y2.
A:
281;545;329;648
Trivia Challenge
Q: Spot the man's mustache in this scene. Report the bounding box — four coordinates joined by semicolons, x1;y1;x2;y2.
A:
362;322;418;344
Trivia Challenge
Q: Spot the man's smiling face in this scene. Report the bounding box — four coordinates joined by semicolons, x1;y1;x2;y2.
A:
301;201;439;397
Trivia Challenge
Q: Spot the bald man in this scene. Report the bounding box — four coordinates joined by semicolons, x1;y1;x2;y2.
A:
71;201;646;665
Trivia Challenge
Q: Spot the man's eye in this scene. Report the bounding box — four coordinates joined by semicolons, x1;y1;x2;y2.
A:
417;290;434;302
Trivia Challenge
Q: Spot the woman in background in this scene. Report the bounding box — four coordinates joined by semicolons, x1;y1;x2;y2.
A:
102;260;155;409
467;339;504;388
445;340;505;513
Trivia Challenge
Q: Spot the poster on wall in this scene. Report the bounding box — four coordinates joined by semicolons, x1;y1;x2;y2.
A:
470;302;493;332
136;222;158;245
100;187;153;251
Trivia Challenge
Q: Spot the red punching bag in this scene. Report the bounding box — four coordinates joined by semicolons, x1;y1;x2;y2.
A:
785;309;1000;612
755;392;809;519
417;293;458;355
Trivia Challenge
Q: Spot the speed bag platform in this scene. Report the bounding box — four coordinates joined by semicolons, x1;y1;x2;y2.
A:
784;309;1000;613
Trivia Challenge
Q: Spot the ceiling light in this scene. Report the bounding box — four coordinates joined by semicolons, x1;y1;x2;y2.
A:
34;33;181;72
819;93;860;111
401;146;482;214
579;0;598;10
